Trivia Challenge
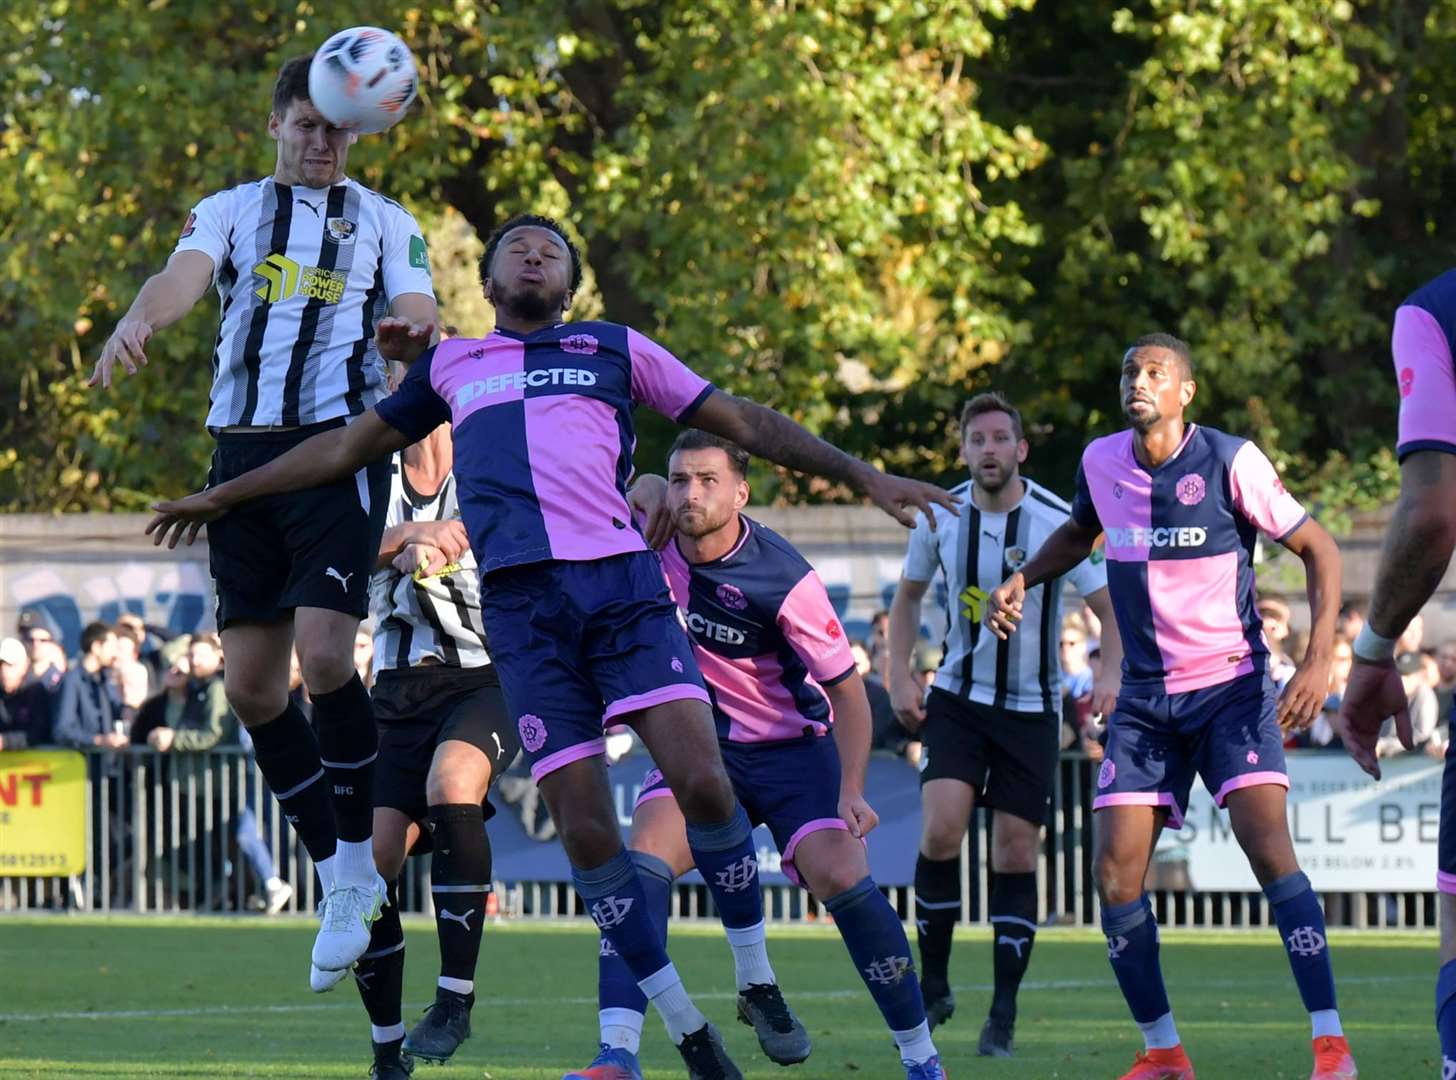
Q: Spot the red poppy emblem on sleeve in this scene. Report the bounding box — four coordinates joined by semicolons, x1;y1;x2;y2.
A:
179;211;196;239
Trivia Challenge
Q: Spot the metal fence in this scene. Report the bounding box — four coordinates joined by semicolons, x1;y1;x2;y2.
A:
0;747;1437;930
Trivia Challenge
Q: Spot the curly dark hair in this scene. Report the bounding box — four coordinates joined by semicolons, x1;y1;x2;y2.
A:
478;213;583;294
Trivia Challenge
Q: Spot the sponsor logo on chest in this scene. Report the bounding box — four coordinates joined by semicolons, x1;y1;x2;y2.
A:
1105;525;1208;550
686;610;752;646
454;367;599;407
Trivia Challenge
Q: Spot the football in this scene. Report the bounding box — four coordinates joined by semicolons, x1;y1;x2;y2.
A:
307;26;418;135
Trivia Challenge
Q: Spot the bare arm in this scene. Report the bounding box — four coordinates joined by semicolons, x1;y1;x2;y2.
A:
824;670;880;838
147;411;414;548
887;576;930;729
689;391;958;527
1083;586;1122;717
985;518;1101;639
1275;517;1343;732
1339;451;1456;776
1368;452;1456;638
90;250;216;388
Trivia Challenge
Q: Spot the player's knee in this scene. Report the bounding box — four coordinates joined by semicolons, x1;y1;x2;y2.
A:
803;859;865;901
1094;850;1141;906
991;827;1040;874
426;765;487;807
920;817;966;862
556;813;623;867
1241;845;1292;888
669;767;736;823
226;684;288;728
298;651;354;696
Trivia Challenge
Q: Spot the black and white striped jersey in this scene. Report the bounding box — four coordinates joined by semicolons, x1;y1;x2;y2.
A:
902;476;1107;715
368;455;490;672
173;176;435;429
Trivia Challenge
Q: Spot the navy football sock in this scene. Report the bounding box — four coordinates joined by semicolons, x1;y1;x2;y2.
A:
1264;871;1338;1016
685;804;763;930
1438;959;1456;1072
1102;894;1177;1047
597;852;673;1049
825;876;927;1033
575;848;704;1043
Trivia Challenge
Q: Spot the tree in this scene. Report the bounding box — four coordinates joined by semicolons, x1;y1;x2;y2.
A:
2;0;1450;516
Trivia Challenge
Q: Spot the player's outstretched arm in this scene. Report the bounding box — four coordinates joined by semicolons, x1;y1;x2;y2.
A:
147;411;414;549
688;392;958;528
824;670;880;838
985;519;1099;640
1274;517;1343;734
89;250;215;389
1338;450;1456;776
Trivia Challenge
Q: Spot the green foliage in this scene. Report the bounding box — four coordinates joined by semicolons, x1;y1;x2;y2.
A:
2;0;1447;512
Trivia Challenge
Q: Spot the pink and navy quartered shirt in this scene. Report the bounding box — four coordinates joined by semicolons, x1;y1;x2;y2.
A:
1071;425;1308;696
374;322;715;574
657;516;857;744
1393;272;1456;460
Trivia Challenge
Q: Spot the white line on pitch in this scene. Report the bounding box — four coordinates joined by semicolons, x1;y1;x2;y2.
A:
0;974;1423;1024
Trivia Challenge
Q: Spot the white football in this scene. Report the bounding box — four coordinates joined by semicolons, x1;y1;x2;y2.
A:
308;26;418;135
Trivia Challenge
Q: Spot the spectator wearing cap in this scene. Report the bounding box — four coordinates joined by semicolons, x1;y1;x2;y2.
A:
144;633;234;754
1377;651;1441;759
17;608;66;700
0;637;52;750
53;621;126;751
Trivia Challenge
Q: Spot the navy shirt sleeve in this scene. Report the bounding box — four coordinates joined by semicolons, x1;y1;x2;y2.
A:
1070;460;1101;531
374;346;450;443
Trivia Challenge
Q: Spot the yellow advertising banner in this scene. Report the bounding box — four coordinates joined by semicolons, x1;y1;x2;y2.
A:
0;749;87;876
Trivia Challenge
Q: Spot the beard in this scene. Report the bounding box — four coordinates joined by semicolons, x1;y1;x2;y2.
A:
491;275;568;322
975;460;1015;494
672;503;735;540
1124;402;1162;432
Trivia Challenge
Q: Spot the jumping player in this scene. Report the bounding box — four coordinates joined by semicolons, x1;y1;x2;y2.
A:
986;334;1354;1080
566;431;946;1080
146;214;955;1078
93;54;438;981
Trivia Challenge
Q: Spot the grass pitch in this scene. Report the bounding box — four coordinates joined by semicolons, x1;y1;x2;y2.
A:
0;915;1436;1078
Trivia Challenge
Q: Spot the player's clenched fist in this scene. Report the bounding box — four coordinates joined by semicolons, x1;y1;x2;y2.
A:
984;571;1027;640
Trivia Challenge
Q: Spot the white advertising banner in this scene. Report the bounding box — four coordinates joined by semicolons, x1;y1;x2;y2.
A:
1153;753;1442;892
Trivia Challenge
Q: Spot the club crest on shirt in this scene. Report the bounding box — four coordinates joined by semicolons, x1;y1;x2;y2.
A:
1113;481;1125;500
325;216;357;244
1004;546;1027;571
716;583;748;611
1175;472;1206;507
561;333;599;355
179;211;196;239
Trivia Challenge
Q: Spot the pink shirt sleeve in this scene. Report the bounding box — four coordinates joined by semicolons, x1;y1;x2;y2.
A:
1394;303;1456;459
777;571;856;684
627;328;714;421
1229;441;1307;541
